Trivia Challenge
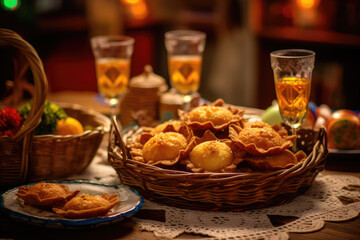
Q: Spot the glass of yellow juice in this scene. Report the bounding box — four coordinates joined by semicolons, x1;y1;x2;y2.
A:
165;30;206;106
91;35;134;118
270;49;315;150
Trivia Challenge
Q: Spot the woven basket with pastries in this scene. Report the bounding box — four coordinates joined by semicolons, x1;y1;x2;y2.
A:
0;29;110;186
108;99;328;211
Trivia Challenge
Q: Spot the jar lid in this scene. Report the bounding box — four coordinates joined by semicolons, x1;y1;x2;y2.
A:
160;89;184;105
130;65;168;91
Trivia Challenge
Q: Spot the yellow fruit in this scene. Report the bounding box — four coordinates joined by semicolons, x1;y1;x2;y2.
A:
55;117;84;135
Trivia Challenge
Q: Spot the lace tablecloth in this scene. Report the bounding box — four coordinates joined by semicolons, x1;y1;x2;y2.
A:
69;146;360;240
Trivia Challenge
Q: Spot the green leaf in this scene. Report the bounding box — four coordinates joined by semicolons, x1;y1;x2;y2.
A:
18;100;68;135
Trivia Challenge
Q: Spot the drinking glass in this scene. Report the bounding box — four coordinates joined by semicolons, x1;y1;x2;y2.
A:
165;30;206;106
91;35;134;119
270;49;315;151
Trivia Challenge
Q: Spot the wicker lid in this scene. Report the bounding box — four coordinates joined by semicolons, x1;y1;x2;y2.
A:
130;65;168;92
160;89;184;105
120;65;168;127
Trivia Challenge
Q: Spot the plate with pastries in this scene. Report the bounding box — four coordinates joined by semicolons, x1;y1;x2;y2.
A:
108;99;328;211
0;181;143;228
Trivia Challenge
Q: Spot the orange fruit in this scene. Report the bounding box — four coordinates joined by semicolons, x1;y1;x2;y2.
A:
54;117;84;135
326;110;360;150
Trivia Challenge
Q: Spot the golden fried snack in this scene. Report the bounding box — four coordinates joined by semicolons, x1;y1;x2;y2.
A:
244;120;271;129
52;193;119;219
179;130;245;173
179;99;245;132
141;121;192;145
129;124;192;166
150;120;183;135
271;124;296;141
245;150;298;171
294;150;307;162
142;132;188;165
188;106;234;126
229;124;293;155
189;141;233;172
244;121;295;142
17;182;79;209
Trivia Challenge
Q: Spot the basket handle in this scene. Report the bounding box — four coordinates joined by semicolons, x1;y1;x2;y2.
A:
316;126;328;165
319;126;328;152
0;28;47;141
110;116;127;161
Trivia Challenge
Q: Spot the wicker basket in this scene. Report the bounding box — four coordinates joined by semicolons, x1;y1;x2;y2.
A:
108;116;328;211
27;102;110;182
0;29;110;186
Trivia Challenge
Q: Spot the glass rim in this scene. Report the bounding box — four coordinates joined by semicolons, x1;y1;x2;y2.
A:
90;35;135;46
165;30;206;40
270;49;315;58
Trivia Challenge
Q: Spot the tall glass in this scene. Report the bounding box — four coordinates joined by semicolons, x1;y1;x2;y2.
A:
91;35;134;118
165;30;206;105
270;49;315;151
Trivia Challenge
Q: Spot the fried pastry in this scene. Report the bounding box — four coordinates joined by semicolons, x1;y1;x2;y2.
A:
188;106;234;126
150;120;183;135
271;124;296;141
142;132;188;165
245;150;298;171
244;120;271;129
180;130;245;173
17;182;79;209
229;124;293;155
129;123;192;166
179;99;245;132
189;140;233;172
141;121;192;145
294;150;307;162
52;193;119;219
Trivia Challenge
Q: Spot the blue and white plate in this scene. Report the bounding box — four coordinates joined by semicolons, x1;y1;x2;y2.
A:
0;181;143;228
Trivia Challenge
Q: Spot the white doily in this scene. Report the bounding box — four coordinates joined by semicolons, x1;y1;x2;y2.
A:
69;146;360;240
135;174;360;240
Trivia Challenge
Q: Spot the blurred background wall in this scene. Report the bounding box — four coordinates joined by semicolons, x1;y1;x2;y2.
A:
1;0;360;110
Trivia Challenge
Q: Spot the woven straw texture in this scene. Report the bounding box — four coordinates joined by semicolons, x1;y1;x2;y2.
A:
27;102;110;182
0;29;110;186
108;117;328;211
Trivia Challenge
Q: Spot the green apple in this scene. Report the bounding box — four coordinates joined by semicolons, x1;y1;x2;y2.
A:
261;104;283;125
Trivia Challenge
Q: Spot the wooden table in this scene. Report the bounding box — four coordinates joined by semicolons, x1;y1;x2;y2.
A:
1;91;359;239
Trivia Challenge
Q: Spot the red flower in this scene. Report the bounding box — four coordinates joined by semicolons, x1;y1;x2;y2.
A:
0;107;23;137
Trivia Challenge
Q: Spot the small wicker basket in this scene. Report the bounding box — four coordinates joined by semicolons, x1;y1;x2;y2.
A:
0;29;110;186
26;102;110;182
108;117;328;211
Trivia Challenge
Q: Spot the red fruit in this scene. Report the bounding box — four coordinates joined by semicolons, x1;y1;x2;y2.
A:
0;107;23;137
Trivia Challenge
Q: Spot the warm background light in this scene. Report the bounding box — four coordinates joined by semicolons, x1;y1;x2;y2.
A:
296;0;321;9
121;0;148;20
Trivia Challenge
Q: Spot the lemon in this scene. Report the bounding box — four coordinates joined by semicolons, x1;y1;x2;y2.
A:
54;117;84;135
